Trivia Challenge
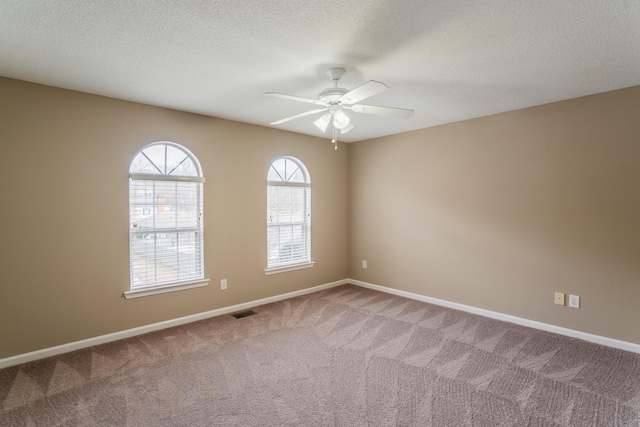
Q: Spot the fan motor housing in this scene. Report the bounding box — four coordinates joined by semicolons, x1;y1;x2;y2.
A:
319;87;348;103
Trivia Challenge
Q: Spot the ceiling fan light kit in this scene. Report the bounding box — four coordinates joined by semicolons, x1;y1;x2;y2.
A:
266;68;414;150
332;109;350;129
313;113;331;133
341;123;354;134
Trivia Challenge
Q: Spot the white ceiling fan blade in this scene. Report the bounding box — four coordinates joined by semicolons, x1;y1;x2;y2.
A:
339;80;388;104
265;92;326;106
270;108;328;125
350;104;414;118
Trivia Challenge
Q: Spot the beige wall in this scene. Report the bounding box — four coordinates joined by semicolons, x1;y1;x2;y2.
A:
1;76;639;360
350;86;640;344
0;77;349;359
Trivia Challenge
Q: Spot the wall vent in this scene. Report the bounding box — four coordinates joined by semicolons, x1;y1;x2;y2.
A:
231;310;257;319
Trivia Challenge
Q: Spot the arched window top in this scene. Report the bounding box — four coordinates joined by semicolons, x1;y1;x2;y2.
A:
130;141;202;178
268;156;309;184
126;141;206;298
266;156;312;272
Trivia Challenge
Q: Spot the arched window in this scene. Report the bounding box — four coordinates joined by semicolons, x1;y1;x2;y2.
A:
266;157;313;273
127;142;207;297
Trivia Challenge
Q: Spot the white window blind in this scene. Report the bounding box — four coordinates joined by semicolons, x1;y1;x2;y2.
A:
267;157;311;269
129;142;204;291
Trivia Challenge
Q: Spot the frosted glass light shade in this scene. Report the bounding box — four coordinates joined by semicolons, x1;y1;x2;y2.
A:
340;123;354;134
333;110;350;129
313;113;331;133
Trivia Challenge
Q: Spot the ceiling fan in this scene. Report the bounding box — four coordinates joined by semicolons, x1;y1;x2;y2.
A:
266;68;414;149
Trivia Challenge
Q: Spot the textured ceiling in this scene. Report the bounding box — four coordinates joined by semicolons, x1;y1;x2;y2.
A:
1;0;639;142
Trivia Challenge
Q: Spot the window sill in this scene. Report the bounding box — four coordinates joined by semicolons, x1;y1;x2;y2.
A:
264;262;315;275
123;278;210;299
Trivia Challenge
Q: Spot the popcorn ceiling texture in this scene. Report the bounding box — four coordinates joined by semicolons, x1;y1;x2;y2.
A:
0;0;639;142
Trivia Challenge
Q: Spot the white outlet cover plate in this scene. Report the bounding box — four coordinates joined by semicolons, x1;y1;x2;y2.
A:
569;294;580;308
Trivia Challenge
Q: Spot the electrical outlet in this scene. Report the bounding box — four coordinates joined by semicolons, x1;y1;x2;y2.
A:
554;292;565;306
568;294;580;308
362;260;367;269
221;279;227;290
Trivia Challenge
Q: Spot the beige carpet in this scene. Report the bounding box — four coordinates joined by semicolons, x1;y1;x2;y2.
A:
1;284;639;426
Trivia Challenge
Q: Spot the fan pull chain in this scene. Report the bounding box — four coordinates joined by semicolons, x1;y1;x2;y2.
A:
332;127;338;150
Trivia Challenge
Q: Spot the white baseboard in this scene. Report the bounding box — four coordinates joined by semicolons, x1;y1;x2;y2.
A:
0;279;348;369
349;279;640;355
4;277;637;369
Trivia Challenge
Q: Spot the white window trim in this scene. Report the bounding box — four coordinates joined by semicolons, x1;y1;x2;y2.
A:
128;141;206;295
124;278;210;299
266;156;312;271
264;261;315;275
130;173;206;183
267;181;309;188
